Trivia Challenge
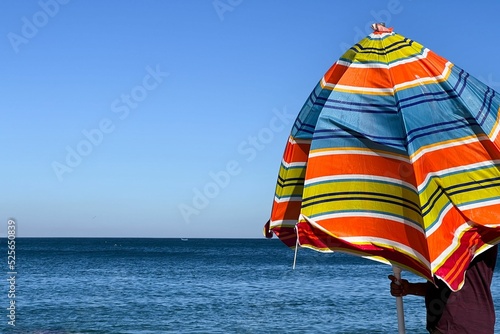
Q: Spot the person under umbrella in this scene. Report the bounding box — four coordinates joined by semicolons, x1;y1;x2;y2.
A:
389;245;498;334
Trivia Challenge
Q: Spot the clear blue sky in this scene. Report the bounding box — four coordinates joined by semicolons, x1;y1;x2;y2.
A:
2;1;500;237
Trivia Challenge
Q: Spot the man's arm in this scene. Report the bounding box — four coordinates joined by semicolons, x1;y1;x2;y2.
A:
388;274;427;297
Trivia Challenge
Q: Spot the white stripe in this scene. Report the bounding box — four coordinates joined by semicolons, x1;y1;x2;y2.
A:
310;148;410;163
309;211;418;225
458;198;500;212
269;219;297;228
491;122;500;142
304;173;417;191
368;32;394;39
289;137;311;145
281;160;306;169
274;195;302;203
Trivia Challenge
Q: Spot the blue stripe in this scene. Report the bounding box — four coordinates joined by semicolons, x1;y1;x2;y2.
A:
406;119;479;146
313;129;405;145
322;103;397;114
396;70;466;111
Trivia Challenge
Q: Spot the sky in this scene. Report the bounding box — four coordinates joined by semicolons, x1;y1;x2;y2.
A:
2;1;500;238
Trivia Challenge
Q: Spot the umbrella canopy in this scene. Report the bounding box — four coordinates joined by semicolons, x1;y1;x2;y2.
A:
266;24;500;292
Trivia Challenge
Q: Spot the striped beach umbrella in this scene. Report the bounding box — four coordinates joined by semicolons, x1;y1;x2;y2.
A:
264;23;500;332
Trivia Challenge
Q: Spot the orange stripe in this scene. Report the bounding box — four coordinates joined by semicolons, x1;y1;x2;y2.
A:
390;56;447;85
425;208;465;260
413;139;500;177
322;52;447;88
306;153;415;183
322;63;349;87
315;216;428;257
338;67;393;89
461;204;500;227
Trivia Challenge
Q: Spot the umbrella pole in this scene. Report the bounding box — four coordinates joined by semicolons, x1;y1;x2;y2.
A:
292;234;299;269
392;266;406;334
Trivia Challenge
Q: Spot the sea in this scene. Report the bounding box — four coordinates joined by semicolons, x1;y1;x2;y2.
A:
2;238;500;334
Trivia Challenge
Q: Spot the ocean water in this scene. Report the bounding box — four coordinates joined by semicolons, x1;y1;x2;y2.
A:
2;238;500;333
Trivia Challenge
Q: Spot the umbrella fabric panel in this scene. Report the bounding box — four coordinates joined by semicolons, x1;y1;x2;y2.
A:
311;93;405;153
446;66;500;140
400;67;500;157
399;57;500;288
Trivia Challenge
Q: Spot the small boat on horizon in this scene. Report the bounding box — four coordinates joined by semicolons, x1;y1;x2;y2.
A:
181;238;188;241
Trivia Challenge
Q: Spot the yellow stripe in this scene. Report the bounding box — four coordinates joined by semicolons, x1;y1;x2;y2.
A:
274;165;306;198
301;180;421;222
343;35;425;64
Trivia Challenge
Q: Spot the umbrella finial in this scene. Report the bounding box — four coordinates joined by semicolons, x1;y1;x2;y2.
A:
371;22;393;33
